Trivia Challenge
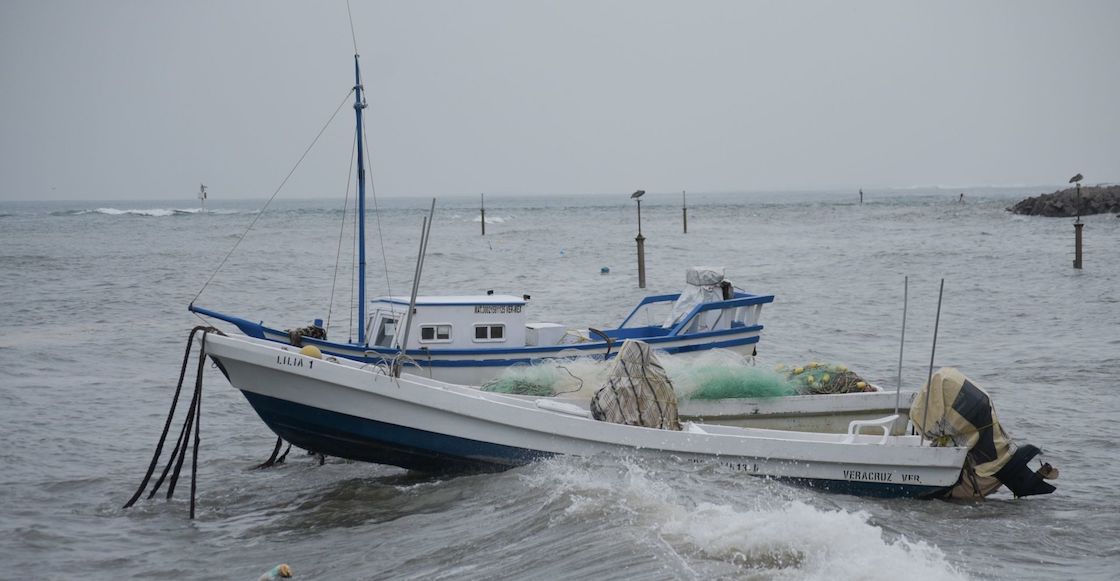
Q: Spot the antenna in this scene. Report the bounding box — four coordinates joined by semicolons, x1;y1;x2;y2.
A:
395;199;437;377
918;278;945;444
894;276;908;415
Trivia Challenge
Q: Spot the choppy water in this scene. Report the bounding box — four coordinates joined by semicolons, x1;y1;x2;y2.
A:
1;189;1117;580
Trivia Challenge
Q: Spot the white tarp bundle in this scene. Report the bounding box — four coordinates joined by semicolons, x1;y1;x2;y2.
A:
662;266;728;331
590;340;681;430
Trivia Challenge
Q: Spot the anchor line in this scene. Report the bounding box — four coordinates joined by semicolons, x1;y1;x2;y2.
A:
123;326;216;510
256;438;293;470
123;327;227;519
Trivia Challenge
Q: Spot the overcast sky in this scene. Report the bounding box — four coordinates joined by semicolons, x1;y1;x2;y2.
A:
1;0;1117;201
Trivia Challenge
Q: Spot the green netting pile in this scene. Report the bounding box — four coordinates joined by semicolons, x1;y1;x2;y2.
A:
778;362;872;395
479;358;873;399
481;365;565;396
685;367;800;399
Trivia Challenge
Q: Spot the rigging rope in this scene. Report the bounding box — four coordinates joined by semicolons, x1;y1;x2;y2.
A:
346;0;359;55
357;68;396;339
190;88;356;307
327;127;358;332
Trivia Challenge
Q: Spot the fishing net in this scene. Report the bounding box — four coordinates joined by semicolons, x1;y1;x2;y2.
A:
685;367;799;399
480;353;873;400
778;362;873;395
481;363;582;396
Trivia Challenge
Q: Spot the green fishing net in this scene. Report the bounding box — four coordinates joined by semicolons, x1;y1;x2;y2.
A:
480;359;872;399
686;367;800;399
481;365;567;396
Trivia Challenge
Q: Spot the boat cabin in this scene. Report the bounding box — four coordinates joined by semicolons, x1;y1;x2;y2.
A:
367;295;567;350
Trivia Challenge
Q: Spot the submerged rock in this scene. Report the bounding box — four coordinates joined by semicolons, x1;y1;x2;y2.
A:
1009;185;1120;217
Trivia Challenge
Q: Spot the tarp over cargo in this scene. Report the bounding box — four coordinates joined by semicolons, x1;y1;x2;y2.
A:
590;340;681;431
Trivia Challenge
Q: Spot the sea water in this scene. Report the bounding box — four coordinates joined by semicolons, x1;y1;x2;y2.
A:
0;189;1117;579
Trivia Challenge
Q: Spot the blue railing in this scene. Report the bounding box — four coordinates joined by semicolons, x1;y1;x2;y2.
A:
666;292;775;336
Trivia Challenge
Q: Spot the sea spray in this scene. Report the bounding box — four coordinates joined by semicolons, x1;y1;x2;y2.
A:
522;456;967;580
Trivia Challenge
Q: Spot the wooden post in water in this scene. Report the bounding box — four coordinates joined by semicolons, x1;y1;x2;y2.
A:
682;190;688;234
1074;222;1084;269
632;190;646;288
1070;174;1083;269
636;233;646;288
480;193;486;236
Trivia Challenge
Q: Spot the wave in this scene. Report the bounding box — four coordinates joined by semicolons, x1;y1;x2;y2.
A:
473;214;512;224
524;457;967;580
50;207;250;217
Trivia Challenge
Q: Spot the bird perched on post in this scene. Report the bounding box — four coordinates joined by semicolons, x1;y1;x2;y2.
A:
1069;173;1083;184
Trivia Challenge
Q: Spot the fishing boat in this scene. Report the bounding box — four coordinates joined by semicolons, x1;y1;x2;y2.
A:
192;282;773;386
187;55;1057;500
202;332;1056;499
186;48;775;386
205;332;960;497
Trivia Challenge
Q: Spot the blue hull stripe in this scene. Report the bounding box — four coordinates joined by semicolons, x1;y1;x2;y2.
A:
241;391;551;473
321;335;761;369
240;392;948;498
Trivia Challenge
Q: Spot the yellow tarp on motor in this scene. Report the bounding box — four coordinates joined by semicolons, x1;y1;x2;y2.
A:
910;367;1013;478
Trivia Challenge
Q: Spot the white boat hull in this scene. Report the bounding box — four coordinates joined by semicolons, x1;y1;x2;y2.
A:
204;334;967;498
679;390;915;434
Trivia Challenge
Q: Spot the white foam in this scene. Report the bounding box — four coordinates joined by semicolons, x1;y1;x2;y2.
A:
473;214;510;224
523;458;968;580
91;207;176;217
84;207;246;217
661;500;965;580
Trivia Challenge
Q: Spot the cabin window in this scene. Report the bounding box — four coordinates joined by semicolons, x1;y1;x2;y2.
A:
473;323;505;342
374;317;398;347
420;324;452;343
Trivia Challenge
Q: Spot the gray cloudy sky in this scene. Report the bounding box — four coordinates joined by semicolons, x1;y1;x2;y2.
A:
1;0;1117;201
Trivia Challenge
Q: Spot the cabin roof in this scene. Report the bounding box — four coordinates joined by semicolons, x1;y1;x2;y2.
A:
373;295;526;307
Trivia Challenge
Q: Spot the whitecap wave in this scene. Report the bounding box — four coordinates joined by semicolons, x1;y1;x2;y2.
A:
60;207;249;217
524;457;967;580
473;214;511;224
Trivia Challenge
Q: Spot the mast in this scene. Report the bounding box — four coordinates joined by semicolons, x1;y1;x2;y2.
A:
353;54;369;344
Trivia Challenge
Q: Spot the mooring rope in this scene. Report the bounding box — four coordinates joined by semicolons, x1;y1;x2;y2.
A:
255;437;293;470
126;327;303;518
123;326;213;511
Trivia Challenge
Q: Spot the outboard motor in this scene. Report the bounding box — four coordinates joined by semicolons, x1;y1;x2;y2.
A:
910;368;1057;498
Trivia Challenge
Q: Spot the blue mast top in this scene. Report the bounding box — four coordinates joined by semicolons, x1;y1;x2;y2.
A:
353;54;368;344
